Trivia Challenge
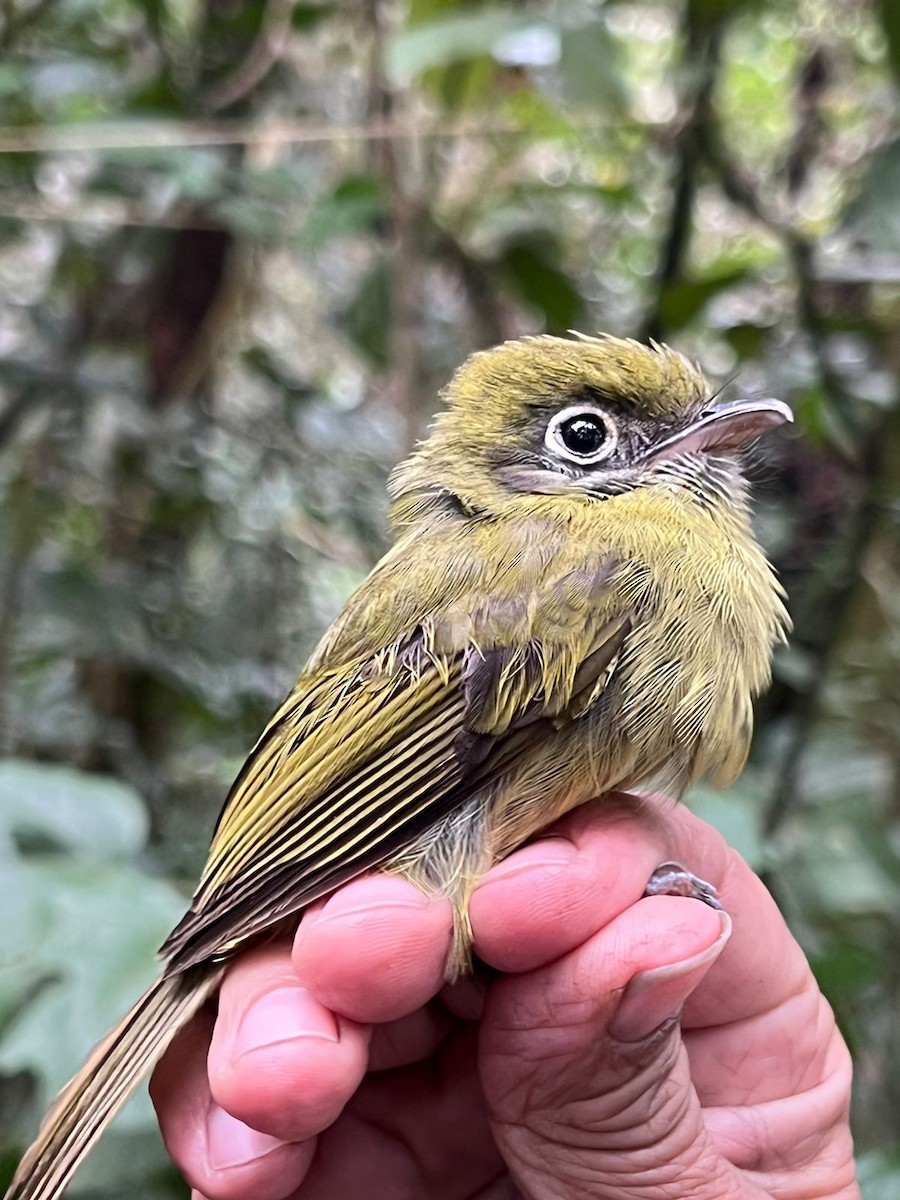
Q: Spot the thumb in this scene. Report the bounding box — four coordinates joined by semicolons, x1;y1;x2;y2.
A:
478;897;753;1199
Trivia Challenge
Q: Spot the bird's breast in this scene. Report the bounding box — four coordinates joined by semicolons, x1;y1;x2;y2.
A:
591;492;786;787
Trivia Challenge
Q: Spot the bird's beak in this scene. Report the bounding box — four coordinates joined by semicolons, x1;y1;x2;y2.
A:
642;398;793;462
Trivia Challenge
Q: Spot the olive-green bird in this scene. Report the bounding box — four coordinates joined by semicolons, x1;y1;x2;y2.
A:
8;333;791;1200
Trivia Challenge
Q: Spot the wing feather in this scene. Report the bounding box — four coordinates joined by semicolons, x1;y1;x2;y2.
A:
162;660;470;969
200;664;460;892
161;535;628;975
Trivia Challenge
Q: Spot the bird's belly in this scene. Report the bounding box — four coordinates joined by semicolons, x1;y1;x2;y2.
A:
383;711;675;976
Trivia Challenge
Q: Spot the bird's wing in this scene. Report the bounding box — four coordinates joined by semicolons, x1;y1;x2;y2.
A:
160;528;629;974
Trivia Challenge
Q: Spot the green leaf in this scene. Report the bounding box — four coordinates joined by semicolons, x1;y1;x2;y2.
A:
304;176;386;249
291;3;330;31
35;565;148;660
558;21;624;111
0;857;186;1117
876;0;900;81
341;259;391;365
388;8;549;82
792;384;858;458
689;0;766;24
843;138;900;254
685;776;767;867
241;347;315;402
658;267;749;332
498;233;584;333
795;740;892;807
0;761;184;1139
721;322;770;358
811;939;880;1003
858;1150;900;1198
0;65;26;98
0;760;148;861
797;828;897;918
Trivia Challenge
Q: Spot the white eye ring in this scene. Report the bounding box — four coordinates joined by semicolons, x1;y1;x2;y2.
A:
545;404;618;465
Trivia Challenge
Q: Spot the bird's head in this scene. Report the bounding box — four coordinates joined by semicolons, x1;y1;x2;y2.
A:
389;333;791;523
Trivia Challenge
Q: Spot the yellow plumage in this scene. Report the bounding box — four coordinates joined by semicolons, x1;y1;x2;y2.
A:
7;333;790;1200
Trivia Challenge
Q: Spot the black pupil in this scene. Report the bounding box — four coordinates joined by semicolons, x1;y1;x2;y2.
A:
559;414;608;456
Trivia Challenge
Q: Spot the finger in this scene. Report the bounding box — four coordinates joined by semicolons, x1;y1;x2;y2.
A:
481;895;755;1199
208;944;370;1143
472;793;812;1029
439;973;488;1021
151;1011;314;1200
293;874;453;1023
700;1025;857;1195
367;1002;454;1072
685;964;857;1190
469;794;671;972
345;1023;506;1199
684;976;846;1106
631;804;851;1122
627;804;804;1027
508;795;848;1116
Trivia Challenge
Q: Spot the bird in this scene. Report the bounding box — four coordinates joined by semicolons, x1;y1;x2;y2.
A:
7;332;791;1200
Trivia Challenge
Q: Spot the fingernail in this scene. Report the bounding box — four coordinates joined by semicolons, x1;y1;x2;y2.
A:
236;986;338;1057
610;911;732;1042
206;1104;287;1171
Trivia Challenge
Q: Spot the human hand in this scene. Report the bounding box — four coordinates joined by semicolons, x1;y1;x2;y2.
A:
150;796;859;1200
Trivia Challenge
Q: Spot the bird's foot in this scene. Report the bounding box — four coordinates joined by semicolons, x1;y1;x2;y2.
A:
643;861;722;910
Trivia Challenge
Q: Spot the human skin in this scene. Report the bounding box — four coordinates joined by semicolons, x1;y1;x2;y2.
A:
150;796;860;1200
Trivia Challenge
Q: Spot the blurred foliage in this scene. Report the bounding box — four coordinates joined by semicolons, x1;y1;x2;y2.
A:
0;0;897;1193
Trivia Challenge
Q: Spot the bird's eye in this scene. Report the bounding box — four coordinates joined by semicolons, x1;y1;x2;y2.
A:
545;405;617;465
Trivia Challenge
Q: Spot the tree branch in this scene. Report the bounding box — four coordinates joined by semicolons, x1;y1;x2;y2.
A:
642;11;724;341
0;0;59;52
364;0;424;453
431;225;508;348
764;398;900;836
687;79;895;834
204;0;298;113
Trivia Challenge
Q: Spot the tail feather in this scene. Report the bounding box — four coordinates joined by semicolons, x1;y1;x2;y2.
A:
7;965;224;1200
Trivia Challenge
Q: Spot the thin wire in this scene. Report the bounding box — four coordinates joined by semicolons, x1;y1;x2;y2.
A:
0;191;220;229
0;113;638;156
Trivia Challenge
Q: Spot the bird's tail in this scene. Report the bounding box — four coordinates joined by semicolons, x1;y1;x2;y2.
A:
7;964;224;1200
